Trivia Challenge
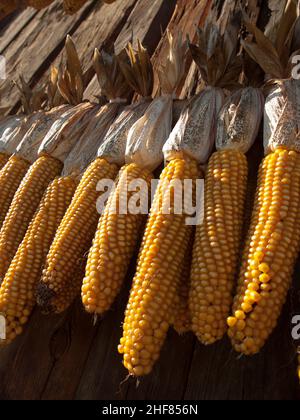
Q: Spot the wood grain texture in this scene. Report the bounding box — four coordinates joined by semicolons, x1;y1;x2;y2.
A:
84;0;177;101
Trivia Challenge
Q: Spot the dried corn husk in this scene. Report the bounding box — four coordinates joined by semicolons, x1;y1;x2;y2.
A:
15;105;70;163
37;102;95;163
188;19;242;90
94;48;130;102
126;96;173;171
98;100;150;167
264;79;300;154
14;76;47;114
57;35;85;106
216;87;264;154
163;87;224;164
241;3;300;80
62;103;119;177
0;115;29;155
125;32;186;171
118;41;154;98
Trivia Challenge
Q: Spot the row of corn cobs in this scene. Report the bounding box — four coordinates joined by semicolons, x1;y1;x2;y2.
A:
0;4;300;384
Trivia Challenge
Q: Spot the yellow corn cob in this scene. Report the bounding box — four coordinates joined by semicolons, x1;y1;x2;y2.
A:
27;0;54;9
0;155;30;230
172;231;194;335
82;163;152;315
227;149;300;355
189;150;247;344
63;0;87;14
118;158;200;377
36;158;119;314
0;176;76;344
0;153;9;170
0;155;63;282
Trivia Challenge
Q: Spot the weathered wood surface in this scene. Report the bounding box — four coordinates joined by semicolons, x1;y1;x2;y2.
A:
84;0;177;101
0;0;299;401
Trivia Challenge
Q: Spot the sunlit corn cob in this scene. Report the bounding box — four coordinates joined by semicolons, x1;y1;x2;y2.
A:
189;150;247;344
227;149;300;354
0;176;76;344
0;155;30;231
0;155;63;282
118;158;200;377
27;0;54;9
0;153;9;170
82;163;152;315
63;0;87;14
36;158;119;313
188;87;263;345
172;231;194;335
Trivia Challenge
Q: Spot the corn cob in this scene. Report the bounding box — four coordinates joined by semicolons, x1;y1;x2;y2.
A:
63;0;87;14
172;231;194;335
0;155;30;230
0;155;63;282
82;35;185;322
37;158;119;313
0;176;76;344
118;158;200;376
227;148;300;354
0;153;10;169
27;0;54;9
190;150;248;344
36;45;132;313
188;86;263;345
226;9;300;355
82;163;152;314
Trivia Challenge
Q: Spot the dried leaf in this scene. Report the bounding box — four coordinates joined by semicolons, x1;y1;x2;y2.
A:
118;40;153;97
65;34;83;82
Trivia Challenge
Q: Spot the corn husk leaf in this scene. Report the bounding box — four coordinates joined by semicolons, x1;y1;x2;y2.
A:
94;48;130;101
38;102;96;162
216;87;264;154
62;103;120;177
126;96;172;171
157;30;187;95
14;75;47;114
0;115;28;155
264;79;300;153
57;35;85;105
241;15;284;79
16;105;70;163
163;87;224;164
118;41;154;97
98;99;150;166
189;18;242;89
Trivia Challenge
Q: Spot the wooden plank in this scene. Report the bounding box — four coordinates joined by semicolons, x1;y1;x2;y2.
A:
0;0;96;111
125;332;196;400
84;0;176;102
0;307;70;400
40;300;104;400
184;301;298;400
0;8;38;54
